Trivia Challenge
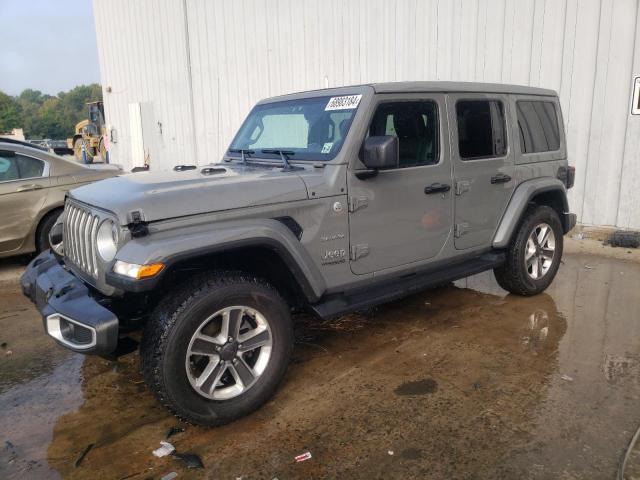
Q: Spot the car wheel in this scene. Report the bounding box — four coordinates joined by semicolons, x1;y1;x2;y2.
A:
36;209;62;253
73;138;94;164
140;271;293;426
494;205;563;296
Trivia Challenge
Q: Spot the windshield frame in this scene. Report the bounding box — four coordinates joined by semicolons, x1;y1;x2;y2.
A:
226;94;363;162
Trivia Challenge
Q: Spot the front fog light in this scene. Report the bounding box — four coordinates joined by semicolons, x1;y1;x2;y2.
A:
96;219;119;261
113;260;164;279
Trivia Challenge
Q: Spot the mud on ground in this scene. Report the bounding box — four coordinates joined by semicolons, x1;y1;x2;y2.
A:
1;242;640;479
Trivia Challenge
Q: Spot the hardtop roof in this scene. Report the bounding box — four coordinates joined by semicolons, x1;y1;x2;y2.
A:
370;81;556;96
259;81;557;104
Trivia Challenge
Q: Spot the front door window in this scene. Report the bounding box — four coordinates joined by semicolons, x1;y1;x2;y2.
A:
369;101;439;167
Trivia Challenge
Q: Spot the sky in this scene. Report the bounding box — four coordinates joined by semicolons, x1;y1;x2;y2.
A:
0;0;100;96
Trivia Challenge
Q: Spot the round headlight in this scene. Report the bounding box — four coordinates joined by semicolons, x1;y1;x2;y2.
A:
96;219;119;262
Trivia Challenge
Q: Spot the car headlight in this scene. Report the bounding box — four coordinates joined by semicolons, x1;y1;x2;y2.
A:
96;219;119;262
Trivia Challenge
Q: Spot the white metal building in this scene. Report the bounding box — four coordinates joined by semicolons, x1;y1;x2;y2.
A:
93;0;640;229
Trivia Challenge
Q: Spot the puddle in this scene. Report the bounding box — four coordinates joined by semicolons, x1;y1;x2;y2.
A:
1;252;640;479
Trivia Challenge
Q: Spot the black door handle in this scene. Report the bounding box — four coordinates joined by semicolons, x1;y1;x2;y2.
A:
491;173;512;184
424;183;451;194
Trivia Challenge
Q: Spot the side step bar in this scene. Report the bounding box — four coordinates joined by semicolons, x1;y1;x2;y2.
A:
309;252;505;320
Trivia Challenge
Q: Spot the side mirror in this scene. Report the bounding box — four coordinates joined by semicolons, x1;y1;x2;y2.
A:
361;136;399;171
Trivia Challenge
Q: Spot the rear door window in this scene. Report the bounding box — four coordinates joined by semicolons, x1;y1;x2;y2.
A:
16;155;45;178
0;153;19;182
456;100;507;160
516;101;560;153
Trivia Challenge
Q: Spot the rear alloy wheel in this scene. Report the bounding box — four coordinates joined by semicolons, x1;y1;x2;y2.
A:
141;272;293;426
524;223;556;280
494;205;563;296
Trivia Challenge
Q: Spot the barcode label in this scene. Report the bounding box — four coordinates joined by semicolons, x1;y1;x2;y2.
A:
325;94;362;111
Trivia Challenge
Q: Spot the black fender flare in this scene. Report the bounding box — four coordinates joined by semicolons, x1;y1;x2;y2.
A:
493;178;571;249
106;218;326;302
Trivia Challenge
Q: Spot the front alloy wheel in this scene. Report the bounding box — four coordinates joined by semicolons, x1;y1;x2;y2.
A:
140;272;293;426
186;306;272;400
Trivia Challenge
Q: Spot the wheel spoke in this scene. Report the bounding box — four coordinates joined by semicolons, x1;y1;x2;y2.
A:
531;231;540;247
190;334;221;356
197;359;225;394
238;328;271;352
536;255;544;278
541;247;554;259
221;308;243;340
529;254;538;278
538;225;551;247
525;245;536;260
230;358;256;387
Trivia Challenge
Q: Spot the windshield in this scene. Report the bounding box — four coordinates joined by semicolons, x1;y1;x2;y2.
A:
228;94;362;161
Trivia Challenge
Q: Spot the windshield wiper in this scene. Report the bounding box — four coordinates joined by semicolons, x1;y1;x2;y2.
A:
228;148;255;165
261;149;302;171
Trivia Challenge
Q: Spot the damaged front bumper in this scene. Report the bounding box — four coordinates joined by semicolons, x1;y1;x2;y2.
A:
20;250;119;355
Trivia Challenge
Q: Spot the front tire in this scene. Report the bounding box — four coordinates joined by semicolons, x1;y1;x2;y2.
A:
494;205;563;296
140;272;293;426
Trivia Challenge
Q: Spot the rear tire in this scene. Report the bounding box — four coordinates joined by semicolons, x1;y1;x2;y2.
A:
140;271;293;426
494;205;563;296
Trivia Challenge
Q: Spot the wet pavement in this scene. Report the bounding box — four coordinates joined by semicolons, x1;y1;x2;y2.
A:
1;248;640;479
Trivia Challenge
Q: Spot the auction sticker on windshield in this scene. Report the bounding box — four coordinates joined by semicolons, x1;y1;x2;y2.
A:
325;94;362;110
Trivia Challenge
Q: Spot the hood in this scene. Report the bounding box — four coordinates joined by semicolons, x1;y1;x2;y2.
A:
68;164;310;224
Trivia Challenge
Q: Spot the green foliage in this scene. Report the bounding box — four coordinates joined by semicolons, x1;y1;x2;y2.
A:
0;91;22;132
0;84;103;139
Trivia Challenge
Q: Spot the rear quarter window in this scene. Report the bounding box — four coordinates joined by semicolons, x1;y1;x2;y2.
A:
517;101;561;153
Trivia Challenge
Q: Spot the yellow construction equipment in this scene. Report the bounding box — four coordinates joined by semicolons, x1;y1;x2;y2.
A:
67;101;107;163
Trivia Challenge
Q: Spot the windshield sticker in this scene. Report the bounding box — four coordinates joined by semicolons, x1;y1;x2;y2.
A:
325;94;362;111
321;142;333;154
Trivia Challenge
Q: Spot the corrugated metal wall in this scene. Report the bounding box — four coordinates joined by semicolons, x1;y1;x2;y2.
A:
94;0;640;229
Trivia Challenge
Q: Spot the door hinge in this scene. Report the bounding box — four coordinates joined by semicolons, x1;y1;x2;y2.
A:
349;196;368;213
455;180;471;196
350;244;370;261
454;223;470;238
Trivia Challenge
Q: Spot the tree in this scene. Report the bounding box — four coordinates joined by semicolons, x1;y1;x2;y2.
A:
0;84;103;139
0;92;21;132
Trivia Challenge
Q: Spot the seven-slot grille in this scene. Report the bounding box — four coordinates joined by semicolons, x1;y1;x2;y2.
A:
64;202;100;278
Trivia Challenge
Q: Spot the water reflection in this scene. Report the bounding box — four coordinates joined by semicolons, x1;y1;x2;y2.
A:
0;355;84;479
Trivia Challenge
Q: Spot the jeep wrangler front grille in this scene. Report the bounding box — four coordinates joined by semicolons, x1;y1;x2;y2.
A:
64;202;100;278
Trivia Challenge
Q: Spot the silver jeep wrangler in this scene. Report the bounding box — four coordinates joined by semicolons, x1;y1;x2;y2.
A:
21;82;576;426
